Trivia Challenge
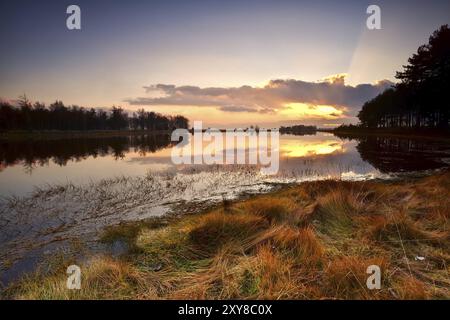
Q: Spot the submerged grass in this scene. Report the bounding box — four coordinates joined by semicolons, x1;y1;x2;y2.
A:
2;171;450;300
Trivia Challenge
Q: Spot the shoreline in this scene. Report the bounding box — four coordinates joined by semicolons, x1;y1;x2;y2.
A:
2;170;449;299
0;168;280;285
318;128;450;142
0;129;174;140
2;128;450;142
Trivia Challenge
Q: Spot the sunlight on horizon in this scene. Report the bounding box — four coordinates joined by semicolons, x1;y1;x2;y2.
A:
280;103;344;120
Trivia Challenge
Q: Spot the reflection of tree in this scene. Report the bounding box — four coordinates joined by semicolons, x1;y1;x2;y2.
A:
22;162;36;175
0;134;173;173
279;125;317;135
336;133;450;173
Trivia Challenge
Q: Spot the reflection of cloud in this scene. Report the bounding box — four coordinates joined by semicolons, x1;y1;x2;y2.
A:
281;140;344;157
126;75;393;119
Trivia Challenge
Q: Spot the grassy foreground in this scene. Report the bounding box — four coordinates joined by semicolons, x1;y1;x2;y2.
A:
3;172;450;299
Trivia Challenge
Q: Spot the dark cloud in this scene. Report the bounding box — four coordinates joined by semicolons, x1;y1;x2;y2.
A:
126;76;394;117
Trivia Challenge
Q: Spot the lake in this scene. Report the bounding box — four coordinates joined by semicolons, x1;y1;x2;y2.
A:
1;132;450;197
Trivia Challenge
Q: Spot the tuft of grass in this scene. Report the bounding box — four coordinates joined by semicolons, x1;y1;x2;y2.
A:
271;226;324;264
188;211;269;255
391;275;428;299
251;245;294;299
312;190;358;238
323;256;390;299
239;197;296;223
100;218;168;250
3;256;164;300
366;211;448;245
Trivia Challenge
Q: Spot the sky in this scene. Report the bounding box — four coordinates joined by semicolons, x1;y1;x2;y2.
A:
1;0;449;127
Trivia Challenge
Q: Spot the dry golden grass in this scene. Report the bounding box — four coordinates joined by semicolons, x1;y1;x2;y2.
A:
391;275;428;299
366;210;448;245
3;171;450;300
271;226;324;264
238;197;297;223
5;256;165;300
188;211;268;255
322;256;390;299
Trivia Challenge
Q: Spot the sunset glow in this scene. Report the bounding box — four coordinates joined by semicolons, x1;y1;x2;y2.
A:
1;1;449;129
281;103;345;119
281;140;344;158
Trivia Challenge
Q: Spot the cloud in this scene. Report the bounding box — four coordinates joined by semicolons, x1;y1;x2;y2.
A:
126;74;393;118
218;105;258;113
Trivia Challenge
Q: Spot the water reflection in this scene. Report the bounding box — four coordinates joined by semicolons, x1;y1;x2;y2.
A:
335;133;450;173
0;132;449;196
0;134;173;173
280;139;344;158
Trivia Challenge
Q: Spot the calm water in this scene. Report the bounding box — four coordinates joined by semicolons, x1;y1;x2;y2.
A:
1;132;450;197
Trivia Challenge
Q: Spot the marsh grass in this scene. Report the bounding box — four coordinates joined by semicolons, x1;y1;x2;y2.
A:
3;172;450;300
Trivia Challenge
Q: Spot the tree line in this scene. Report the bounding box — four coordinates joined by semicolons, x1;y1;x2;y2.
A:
357;25;450;130
0;97;189;131
279;125;317;135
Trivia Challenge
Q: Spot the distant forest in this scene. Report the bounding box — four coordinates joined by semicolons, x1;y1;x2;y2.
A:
347;25;450;130
0;97;189;131
279;125;317;135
